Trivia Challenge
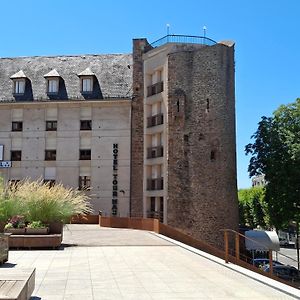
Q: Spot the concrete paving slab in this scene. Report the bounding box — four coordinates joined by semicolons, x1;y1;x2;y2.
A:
0;224;299;299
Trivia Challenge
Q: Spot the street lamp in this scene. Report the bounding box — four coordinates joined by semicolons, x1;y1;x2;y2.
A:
293;203;300;270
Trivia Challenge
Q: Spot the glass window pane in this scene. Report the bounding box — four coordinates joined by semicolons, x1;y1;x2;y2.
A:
48;79;58;93
15;80;25;94
82;78;92;92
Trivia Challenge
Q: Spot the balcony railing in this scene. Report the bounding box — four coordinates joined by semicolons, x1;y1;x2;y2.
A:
147;81;163;97
147;210;164;222
147;177;164;190
147;146;164;159
147;113;164;128
145;34;217;52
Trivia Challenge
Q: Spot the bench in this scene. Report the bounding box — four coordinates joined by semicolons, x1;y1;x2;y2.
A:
8;234;62;249
0;268;35;300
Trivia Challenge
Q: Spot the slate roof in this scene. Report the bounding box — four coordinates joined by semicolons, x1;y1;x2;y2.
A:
0;54;133;102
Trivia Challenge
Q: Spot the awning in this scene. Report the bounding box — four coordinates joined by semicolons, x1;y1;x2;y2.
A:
245;230;280;251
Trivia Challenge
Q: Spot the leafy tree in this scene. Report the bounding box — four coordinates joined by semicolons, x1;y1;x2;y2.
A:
238;187;269;228
245;98;300;229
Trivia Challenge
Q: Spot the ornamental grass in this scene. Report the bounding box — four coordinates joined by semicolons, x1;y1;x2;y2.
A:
0;178;93;224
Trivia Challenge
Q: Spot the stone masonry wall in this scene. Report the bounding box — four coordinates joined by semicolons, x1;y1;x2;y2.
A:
167;43;239;247
130;39;149;217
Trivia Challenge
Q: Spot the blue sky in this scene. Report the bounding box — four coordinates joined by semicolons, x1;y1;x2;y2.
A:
0;0;299;188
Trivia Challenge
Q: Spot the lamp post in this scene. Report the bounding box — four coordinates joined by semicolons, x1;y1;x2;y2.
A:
297;221;299;270
166;24;170;43
293;203;300;270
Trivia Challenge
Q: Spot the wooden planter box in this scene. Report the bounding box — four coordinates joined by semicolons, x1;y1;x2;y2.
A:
0;233;9;264
4;228;26;235
8;234;62;249
25;227;49;235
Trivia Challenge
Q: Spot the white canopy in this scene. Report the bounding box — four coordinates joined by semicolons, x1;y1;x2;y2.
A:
245;230;280;251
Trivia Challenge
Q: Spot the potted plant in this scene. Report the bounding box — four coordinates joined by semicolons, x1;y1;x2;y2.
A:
4;215;26;234
26;221;49;235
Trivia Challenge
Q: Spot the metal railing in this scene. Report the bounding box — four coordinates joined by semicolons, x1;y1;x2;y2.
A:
147;81;164;97
146;210;164;222
147;34;217;50
147;145;164;159
222;229;299;288
147;177;164;190
147;113;164;128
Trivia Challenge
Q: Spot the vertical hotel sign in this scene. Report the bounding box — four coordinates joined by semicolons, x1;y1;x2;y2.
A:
112;144;118;216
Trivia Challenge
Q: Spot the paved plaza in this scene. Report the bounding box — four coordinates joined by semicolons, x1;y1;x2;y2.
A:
1;225;300;299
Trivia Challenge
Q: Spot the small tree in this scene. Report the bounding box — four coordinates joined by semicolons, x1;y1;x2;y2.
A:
245;98;300;229
238;187;269;228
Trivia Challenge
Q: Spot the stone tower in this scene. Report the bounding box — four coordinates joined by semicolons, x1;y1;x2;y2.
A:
131;36;239;247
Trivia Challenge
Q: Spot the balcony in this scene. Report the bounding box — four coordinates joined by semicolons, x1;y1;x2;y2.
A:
147;177;164;191
147;146;163;159
147;81;163;97
147;113;164;128
145;34;217;52
146;210;164;222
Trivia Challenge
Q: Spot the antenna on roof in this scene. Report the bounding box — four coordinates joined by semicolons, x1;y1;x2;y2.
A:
203;26;207;38
166;24;170;36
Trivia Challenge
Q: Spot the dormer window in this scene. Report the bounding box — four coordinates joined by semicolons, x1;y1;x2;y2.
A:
47;78;59;94
82;77;93;93
14;80;25;94
77;68;95;94
44;69;60;95
10;70;27;96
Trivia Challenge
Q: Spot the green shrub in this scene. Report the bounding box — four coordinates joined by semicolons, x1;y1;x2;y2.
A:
27;221;46;228
0;179;24;223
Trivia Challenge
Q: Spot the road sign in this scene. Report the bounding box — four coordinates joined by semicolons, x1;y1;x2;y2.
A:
0;161;12;168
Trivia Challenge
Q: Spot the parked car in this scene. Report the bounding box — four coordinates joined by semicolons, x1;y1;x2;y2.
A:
263;265;300;283
252;258;283;269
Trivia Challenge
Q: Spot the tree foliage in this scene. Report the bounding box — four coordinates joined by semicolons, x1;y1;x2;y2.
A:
238;187;269;228
245;98;300;229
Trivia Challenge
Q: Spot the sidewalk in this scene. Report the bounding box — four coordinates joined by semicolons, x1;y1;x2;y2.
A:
2;224;299;299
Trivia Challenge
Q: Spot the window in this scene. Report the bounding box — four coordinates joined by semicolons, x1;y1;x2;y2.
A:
0;144;3;160
81;78;93;93
13;80;25;94
45;150;56;161
79;176;91;190
43;179;56;187
46;121;57;131
79;149;91;160
11;150;21;161
80;120;92;130
47;79;59;94
12;121;23;132
9;179;20;185
210;150;216;161
8;179;20;190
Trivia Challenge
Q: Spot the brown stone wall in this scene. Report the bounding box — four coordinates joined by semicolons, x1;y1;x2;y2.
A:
130;39;150;217
167;43;239;247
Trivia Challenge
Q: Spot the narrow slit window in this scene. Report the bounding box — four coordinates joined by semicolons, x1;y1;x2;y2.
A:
210;150;216;161
206;99;210;112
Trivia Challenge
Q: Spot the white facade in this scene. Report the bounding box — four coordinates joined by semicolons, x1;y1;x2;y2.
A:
0;100;131;216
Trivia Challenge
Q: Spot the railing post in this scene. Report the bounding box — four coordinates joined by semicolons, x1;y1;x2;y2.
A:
224;230;229;263
235;232;240;261
269;250;273;276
